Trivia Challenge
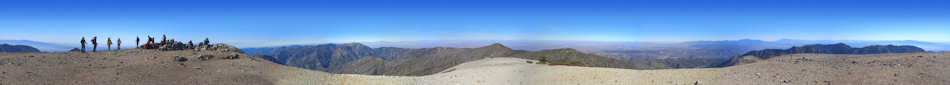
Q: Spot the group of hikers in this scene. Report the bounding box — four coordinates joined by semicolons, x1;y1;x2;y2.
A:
78;34;210;52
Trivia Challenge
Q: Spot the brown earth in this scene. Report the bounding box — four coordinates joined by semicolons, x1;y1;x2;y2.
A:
0;49;277;85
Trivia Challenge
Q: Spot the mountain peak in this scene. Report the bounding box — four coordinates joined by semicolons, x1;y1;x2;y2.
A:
480;43;510;49
478;43;511;50
342;42;368;47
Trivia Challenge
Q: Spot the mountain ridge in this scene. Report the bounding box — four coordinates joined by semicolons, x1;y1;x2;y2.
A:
244;43;630;76
740;43;925;59
0;44;40;52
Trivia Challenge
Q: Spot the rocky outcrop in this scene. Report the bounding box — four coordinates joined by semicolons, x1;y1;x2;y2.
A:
741;43;925;59
211;43;244;53
69;48;81;52
0;44;40;53
158;42;187;51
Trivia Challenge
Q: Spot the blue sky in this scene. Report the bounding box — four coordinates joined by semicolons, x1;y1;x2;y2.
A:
1;0;949;47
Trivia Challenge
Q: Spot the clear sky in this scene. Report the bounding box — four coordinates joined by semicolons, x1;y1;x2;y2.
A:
1;0;949;47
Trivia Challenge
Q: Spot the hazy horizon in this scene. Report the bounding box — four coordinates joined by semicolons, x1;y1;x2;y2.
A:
2;0;949;47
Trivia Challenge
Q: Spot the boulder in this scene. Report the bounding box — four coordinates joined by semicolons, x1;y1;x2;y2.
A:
224;54;240;59
197;55;214;61
174;56;188;62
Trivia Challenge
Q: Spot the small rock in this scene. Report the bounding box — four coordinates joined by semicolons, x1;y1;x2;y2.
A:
694;80;700;85
754;73;761;78
224;54;240;59
198;55;214;61
781;80;791;83
174;56;188;62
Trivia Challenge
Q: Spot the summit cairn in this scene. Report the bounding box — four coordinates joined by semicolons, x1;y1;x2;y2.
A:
132;36;242;53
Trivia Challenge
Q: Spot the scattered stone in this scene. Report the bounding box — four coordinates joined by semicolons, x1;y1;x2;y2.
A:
198;55;214;61
693;80;700;85
224;54;240;59
754;73;761;78
526;61;533;64
174;56;188;62
781;80;791;83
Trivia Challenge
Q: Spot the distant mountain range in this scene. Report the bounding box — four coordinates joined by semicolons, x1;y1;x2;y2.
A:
728;43;926;66
0;40;73;52
741;43;925;59
244;43;630;76
0;44;40;52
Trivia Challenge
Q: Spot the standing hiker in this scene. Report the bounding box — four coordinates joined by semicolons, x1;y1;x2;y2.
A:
107;37;112;50
80;37;86;52
92;37;98;52
136;36;140;48
162;34;167;45
146;36;151;44
117;38;121;50
149;36;155;45
147;36;155;49
203;38;210;46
